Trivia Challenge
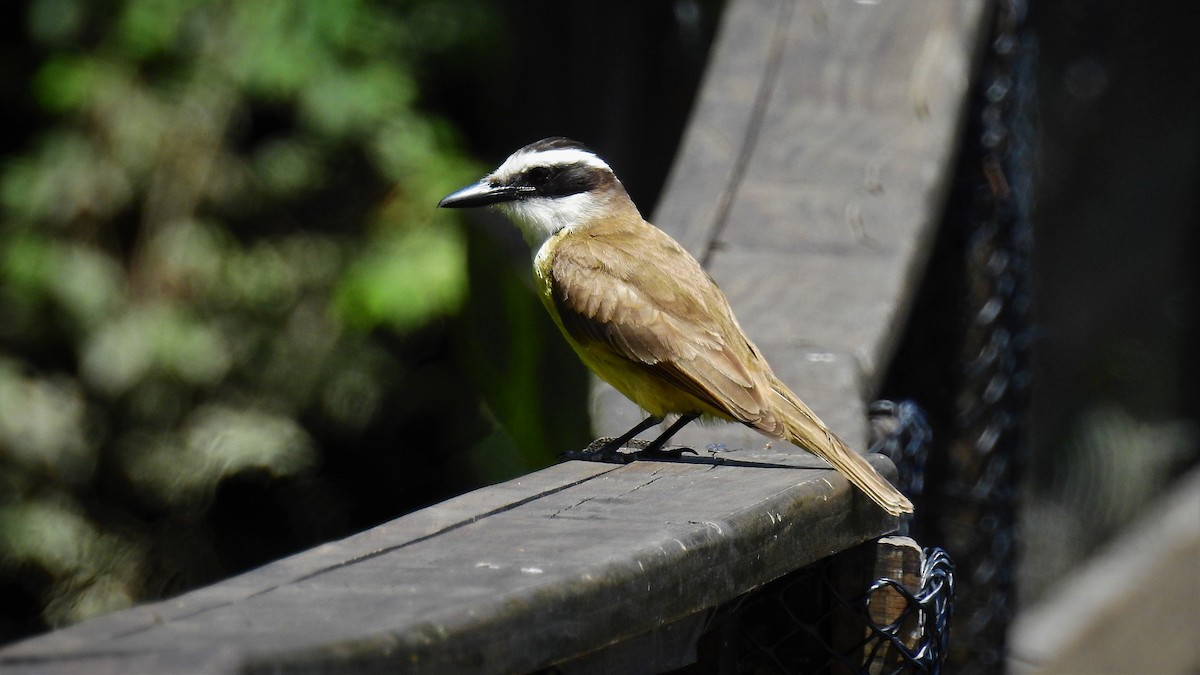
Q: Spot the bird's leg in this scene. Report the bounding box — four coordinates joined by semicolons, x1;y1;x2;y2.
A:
566;415;664;463
636;413;701;458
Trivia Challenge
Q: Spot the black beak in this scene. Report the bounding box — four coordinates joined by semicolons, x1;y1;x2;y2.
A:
438;180;529;209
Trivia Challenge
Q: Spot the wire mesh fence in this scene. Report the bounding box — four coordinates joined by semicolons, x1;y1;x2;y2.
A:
932;0;1034;670
878;0;1035;671
644;399;953;675
684;0;1033;670
685;539;955;675
870;400;934;539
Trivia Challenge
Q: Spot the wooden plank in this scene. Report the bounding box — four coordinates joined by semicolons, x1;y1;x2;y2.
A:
706;246;903;385
705;0;988;389
651;0;793;259
0;456;899;674
0;461;619;656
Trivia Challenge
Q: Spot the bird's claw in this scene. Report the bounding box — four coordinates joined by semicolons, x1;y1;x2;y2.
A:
560;441;697;464
633;445;698;460
559;448;629;464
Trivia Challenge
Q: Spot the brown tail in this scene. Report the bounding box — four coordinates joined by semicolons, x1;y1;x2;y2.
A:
767;375;914;516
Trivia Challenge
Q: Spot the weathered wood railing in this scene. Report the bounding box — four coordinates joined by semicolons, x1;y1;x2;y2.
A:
0;0;989;672
1;457;899;673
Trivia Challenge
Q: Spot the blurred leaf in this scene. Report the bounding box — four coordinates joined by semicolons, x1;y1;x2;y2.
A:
318;352;388;434
80;304;232;396
118;405;316;513
0;500;99;577
48;244;126;336
140;219;228;299
252;139;324;197
43;574;139;628
300;62;415;138
31;56;94;113
1;234;54;296
335;226;467;332
0;497;147;627
0;233;123;343
0;131;134;227
222;241;302;312
0;0;533;640
115;0;201;58
27;0;87;46
0;363;96;485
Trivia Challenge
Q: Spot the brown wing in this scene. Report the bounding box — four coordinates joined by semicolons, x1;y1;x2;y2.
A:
548;219;912;514
549;219;783;433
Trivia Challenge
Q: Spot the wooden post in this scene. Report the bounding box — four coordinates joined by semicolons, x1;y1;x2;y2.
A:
828;535;925;674
867;536;926;673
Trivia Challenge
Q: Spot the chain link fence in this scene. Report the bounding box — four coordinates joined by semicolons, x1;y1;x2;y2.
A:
686;542;954;675
661;0;1035;670
879;0;1035;671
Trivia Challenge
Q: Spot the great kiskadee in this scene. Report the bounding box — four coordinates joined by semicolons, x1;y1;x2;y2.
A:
439;137;913;516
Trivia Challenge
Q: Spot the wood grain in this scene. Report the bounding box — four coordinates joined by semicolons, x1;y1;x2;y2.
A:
1;457;898;674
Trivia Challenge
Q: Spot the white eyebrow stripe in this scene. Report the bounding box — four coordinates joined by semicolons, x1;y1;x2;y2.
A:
492;147;611;181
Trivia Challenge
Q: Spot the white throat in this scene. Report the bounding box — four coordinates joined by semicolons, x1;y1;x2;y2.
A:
484;143;616;252
498;191;606;250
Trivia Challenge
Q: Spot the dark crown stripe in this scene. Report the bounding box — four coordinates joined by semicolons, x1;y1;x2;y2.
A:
523;137;593;154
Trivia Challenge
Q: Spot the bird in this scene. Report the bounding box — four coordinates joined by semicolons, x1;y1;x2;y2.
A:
438;137;913;516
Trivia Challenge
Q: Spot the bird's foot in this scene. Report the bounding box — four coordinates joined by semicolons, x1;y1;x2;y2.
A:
560;437;635;464
560;438;698;464
633;444;699;460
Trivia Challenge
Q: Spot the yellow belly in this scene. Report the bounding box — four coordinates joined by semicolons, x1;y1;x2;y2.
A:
571;339;732;420
533;258;732;421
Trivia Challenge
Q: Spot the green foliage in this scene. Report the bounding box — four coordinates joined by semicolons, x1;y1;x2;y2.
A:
0;0;575;639
336;225;468;333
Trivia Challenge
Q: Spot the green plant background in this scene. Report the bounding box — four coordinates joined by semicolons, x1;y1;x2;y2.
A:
0;0;595;640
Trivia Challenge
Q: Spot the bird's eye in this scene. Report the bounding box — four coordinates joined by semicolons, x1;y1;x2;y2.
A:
526;166;553;186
